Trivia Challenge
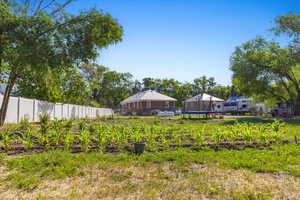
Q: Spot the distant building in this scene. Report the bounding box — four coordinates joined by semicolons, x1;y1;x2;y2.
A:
120;90;177;115
272;102;292;117
183;93;224;112
0;84;6;95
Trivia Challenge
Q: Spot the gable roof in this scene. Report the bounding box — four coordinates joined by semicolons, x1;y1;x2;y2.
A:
120;90;177;105
185;93;224;103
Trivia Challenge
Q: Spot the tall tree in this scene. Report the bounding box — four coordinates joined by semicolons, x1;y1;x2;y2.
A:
231;13;300;114
98;71;134;108
80;63;108;103
192;76;216;95
231;37;300;112
0;0;123;125
273;13;300;44
211;85;231;100
142;77;157;91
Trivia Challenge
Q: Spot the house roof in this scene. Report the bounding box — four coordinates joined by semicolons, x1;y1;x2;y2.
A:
184;93;224;103
120;90;177;105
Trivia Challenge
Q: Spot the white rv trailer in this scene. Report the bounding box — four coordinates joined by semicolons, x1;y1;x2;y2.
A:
223;96;270;114
223;96;254;114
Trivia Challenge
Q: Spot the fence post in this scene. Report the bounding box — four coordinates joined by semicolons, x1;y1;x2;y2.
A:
67;104;69;119
61;103;63;120
33;99;36;122
17;97;20;123
53;103;56;120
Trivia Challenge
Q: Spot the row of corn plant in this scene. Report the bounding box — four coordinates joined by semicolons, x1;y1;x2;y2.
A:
0;118;287;152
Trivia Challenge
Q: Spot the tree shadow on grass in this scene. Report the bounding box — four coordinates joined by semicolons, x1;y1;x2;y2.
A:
222;117;300;125
222;117;274;125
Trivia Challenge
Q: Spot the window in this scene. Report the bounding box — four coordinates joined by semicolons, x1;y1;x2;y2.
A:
224;102;237;107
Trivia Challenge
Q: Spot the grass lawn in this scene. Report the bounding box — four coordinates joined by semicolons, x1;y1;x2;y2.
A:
0;116;300;199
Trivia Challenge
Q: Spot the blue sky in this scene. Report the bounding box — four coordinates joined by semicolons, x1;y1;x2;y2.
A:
68;0;300;85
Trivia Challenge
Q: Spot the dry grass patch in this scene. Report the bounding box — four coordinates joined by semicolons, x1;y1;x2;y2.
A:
0;163;300;200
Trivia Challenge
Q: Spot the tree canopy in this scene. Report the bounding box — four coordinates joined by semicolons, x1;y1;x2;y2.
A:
230;12;300;114
0;0;123;125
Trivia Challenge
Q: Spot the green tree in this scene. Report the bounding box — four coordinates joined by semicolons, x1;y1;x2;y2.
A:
173;82;194;107
98;71;134;108
15;67;65;102
231;37;300;112
273;13;300;43
142;77;158;90
80;63;108;103
131;80;142;94
231;13;300;114
210;85;231;100
61;68;92;105
192;76;216;95
0;0;122;125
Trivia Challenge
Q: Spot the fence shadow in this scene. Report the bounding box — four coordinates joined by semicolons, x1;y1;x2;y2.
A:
222;116;300;125
37;101;55;115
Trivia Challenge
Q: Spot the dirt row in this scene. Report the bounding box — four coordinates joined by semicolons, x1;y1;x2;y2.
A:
0;139;297;155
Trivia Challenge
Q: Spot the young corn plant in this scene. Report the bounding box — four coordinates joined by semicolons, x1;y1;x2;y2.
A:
1;131;12;150
194;131;204;146
131;131;143;143
23;128;35;151
270;131;283;144
242;126;254;145
145;132;157;152
96;131;108;152
270;120;284;132
79;130;91;152
259;133;270;145
196;125;206;145
37;124;51;149
211;129;226;145
63;133;75;151
49;129;62;147
39;113;50;125
79;121;87;131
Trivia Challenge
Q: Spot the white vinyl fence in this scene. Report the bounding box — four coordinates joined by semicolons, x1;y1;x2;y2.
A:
0;95;113;124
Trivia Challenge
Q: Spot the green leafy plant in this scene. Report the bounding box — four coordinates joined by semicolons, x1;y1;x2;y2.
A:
39;113;50;125
78;121;87;131
64;133;75;151
23;128;35;151
1;131;12;150
79;130;91;152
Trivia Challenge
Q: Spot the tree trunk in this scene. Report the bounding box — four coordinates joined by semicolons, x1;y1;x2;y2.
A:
0;67;17;126
294;93;300;116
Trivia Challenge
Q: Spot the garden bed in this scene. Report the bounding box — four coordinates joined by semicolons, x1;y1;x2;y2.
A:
0;117;295;155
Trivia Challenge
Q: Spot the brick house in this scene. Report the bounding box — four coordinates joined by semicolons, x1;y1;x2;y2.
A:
121;90;177;115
